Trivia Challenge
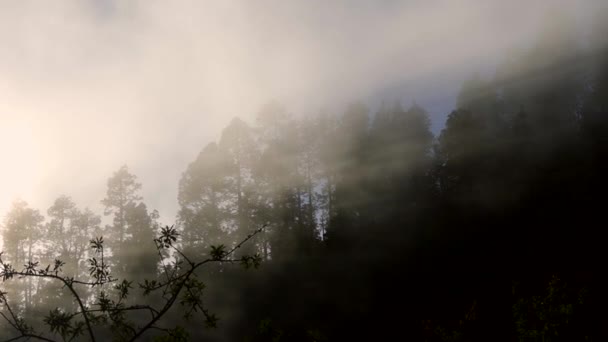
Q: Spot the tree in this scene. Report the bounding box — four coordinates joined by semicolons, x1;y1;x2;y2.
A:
0;225;264;341
40;197;101;314
46;196;100;271
367;102;435;226
45;196;77;261
178;143;231;259
1;200;44;312
218;117;259;254
122;203;159;284
325;102;370;245
101;165;143;276
437;109;485;197
253;103;302;259
292;116;322;253
496;8;583;139
101;165;142;246
314;113;340;242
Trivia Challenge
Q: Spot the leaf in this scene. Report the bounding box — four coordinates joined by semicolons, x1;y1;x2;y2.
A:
210;245;227;261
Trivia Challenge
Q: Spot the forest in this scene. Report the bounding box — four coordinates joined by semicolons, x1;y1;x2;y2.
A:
1;7;608;342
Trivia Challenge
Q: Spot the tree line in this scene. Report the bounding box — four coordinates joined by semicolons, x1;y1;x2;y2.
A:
2;9;608;341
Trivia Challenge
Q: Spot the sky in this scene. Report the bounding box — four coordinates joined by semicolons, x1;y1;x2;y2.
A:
0;0;602;226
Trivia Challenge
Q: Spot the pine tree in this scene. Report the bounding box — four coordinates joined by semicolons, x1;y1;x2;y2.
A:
219;117;259;253
178;143;230;259
1;200;44;311
101;165;143;275
123;202;159;285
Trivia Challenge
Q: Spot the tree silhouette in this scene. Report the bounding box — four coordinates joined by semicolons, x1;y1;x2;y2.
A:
0;225;264;341
101;165;143;247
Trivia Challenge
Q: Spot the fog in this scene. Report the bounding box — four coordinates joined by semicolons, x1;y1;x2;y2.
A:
3;1;608;341
0;0;600;223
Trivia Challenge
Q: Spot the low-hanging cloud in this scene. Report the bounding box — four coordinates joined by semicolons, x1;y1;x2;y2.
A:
0;0;602;224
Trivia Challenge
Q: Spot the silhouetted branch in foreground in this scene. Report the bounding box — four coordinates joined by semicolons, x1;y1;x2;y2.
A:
0;224;265;342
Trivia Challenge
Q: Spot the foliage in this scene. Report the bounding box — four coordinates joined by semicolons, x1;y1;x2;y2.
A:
513;276;587;341
0;225;264;341
2;10;608;341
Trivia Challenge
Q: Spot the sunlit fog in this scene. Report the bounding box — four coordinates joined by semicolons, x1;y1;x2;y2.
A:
0;0;607;341
0;0;596;220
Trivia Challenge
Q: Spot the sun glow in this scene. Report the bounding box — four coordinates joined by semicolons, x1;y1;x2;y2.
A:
0;117;41;216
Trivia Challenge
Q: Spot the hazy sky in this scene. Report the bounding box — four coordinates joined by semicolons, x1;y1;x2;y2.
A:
0;0;601;225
